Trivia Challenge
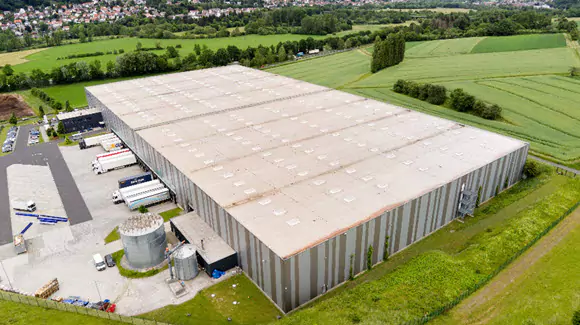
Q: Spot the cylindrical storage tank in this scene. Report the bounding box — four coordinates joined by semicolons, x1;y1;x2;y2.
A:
119;213;167;269
174;244;198;280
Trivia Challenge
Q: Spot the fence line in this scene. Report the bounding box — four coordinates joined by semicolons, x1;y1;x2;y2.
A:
0;290;172;325
400;200;580;325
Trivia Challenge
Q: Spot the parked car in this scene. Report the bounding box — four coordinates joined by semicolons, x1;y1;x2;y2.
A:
104;254;115;267
2;145;12;153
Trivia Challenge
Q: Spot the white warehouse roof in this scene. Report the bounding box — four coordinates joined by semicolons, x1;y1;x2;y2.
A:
57;107;101;121
87;65;527;259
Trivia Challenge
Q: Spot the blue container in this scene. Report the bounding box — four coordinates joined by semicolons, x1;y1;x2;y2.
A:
118;172;153;189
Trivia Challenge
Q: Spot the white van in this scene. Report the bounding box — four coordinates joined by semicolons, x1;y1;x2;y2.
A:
12;200;36;212
93;254;106;271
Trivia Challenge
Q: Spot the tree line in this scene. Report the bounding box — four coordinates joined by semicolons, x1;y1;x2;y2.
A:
393;80;502;120
371;33;405;73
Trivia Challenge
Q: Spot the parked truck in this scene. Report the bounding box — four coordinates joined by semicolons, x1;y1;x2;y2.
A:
93;152;133;170
101;138;123;152
79;133;117;149
93;154;136;174
112;179;162;204
92;149;131;167
118;172;153;189
126;187;171;210
12;200;36;212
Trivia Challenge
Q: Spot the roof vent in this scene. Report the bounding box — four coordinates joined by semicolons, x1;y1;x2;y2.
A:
298;171;309;177
282;139;290;144
361;175;374;182
313;180;326;186
386;153;396;159
286;164;297;170
332;132;340;137
419;167;429;172
292;144;302;148
234;181;245;187
252;146;261;151
223;172;234;179
317;155;327;160
262;152;272;157
194;153;205;158
329;160;340;167
244;188;256;195
370;148;379;153
304;149;315;154
203;159;214;165
213;166;223;171
346;168;357;174
377;183;388;189
274;158;285;163
440;146;449;151
403;160;414;165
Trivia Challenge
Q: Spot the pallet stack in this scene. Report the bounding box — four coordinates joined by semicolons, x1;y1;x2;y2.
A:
34;278;59;299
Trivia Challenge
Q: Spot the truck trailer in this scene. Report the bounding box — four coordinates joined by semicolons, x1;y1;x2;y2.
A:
79;133;117;149
101;138;123;152
118;172;153;189
93;154;136;174
12;200;36;212
112;179;162;204
92;149;132;168
126;188;171;210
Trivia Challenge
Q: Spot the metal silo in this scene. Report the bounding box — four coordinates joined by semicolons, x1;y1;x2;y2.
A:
119;213;167;269
174;244;198;280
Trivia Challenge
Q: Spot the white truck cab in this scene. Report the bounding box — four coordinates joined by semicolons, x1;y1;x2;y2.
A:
12;200;36;212
93;254;106;271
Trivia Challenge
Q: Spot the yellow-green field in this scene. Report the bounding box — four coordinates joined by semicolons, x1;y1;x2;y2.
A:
268;34;580;166
383;7;473;13
0;48;46;66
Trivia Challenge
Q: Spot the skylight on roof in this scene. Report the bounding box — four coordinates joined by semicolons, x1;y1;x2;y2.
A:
223;172;234;179
361;175;374;182
344;196;356;203
298;171;309;177
273;209;287;216
377;183;388;189
346;168;357;174
213;166;223;171
244;188;256;195
313;179;326;186
287;218;300;227
329;188;342;194
259;198;272;206
234;181;245;187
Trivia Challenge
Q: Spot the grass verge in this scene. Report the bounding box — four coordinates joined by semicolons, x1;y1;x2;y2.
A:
159;207;183;222
0;299;124;325
277;165;580;324
111;250;168;279
139;274;282;325
104;226;119;244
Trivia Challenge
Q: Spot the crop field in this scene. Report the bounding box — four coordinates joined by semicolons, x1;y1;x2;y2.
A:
268;34;580;165
405;37;484;57
471;33;566;53
357;47;577;85
0;48;46;66
269;50;370;88
11;34;325;74
384;8;472;13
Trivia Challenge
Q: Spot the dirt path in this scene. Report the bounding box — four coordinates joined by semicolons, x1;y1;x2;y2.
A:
358;48;372;57
441;207;580;324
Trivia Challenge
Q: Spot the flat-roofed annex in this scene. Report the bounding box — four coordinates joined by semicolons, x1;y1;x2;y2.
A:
87;65;527;259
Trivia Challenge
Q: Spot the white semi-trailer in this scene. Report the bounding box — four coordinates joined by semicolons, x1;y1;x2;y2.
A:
79;133;117;149
111;180;162;204
101;138;123;152
93;154;136;174
126;188;170;210
92;150;132;168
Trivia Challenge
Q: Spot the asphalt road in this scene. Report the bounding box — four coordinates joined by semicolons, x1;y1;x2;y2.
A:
0;124;92;245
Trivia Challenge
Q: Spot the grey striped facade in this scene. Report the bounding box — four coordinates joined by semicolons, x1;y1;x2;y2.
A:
90;90;529;313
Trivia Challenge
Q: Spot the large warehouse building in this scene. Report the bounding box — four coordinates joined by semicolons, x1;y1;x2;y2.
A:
86;65;529;312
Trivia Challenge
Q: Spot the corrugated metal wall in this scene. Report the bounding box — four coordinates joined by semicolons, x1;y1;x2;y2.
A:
91;89;529;313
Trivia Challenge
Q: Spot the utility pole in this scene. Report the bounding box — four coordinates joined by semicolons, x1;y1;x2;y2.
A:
0;260;12;289
94;281;102;301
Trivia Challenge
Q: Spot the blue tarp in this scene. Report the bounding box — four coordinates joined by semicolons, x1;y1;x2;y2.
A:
212;269;226;279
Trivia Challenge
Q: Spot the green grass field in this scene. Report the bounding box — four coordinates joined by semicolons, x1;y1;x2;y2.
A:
471;33;566;53
159;207;183;222
140;274;282;324
433;210;580;325
11;34;325;74
405;37;485;57
0;299;124;325
274;167;580;324
268;33;580;165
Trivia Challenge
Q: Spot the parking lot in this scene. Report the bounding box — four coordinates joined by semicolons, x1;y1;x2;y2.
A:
0;137;227;315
